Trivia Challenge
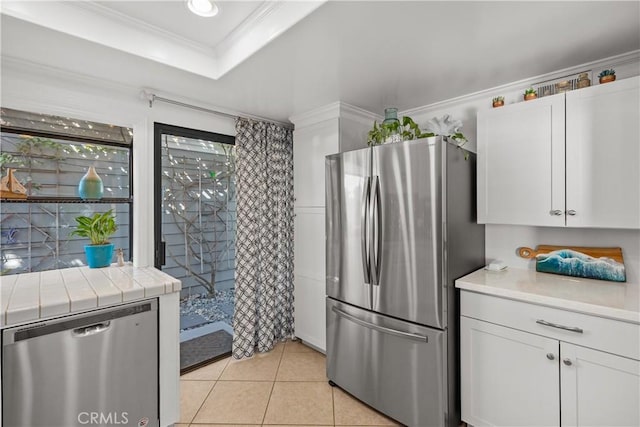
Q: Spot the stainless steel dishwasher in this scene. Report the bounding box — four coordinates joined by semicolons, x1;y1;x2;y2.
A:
2;299;159;427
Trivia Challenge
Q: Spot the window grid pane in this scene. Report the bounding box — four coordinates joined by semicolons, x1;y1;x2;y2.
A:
1;127;132;275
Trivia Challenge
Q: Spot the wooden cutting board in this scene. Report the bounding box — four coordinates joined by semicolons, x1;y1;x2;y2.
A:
517;245;624;264
517;245;626;282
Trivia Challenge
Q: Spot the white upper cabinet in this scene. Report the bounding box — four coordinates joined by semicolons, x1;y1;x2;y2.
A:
478;77;640;229
478;93;565;226
293;119;340;207
565;77;640;228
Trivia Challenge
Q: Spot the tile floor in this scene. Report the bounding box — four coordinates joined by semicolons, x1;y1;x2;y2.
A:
177;340;401;426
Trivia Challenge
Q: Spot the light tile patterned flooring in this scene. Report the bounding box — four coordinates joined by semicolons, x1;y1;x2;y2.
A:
177;340;401;427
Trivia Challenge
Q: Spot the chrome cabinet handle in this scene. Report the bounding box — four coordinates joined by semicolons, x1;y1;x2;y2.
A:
332;306;428;342
567;210;576;216
361;177;371;285
550;210;563;216
546;353;555;360
563;358;573;366
536;319;583;334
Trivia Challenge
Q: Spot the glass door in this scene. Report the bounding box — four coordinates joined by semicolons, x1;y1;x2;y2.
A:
154;123;235;373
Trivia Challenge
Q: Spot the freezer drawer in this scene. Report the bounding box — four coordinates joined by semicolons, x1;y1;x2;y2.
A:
2;299;159;427
326;298;445;427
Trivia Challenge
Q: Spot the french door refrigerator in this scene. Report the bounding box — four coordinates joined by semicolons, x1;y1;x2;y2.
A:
325;136;484;427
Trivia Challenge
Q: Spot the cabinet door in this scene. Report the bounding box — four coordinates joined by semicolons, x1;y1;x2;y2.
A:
477;93;565;226
293;119;339;207
561;342;640;426
460;316;560;426
566;77;640;228
294;208;326;351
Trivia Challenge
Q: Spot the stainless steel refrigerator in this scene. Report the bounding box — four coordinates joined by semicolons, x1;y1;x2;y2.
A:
325;136;484;427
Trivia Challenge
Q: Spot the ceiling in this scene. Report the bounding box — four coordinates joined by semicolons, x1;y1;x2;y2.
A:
93;1;265;48
1;1;639;123
0;0;325;79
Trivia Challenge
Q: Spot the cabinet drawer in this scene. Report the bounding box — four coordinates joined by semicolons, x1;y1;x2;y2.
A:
461;291;640;360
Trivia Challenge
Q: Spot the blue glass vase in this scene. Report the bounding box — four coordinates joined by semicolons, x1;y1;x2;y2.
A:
382;107;402;144
78;166;104;199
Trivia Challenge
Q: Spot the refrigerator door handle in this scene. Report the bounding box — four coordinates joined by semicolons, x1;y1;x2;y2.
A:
361;176;372;285
331;306;428;342
372;175;382;286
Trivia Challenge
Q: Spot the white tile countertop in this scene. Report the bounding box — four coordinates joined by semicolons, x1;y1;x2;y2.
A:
456;267;640;324
0;264;181;327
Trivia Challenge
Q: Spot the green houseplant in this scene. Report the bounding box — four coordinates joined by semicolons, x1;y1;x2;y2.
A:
492;96;505;108
598;69;616;84
368;116;434;146
70;209;117;268
523;88;537;101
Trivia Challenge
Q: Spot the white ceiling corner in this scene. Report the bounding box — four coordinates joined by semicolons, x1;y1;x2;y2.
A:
214;1;326;78
0;0;326;80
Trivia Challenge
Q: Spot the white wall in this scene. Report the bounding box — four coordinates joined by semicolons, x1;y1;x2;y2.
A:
400;51;640;284
1;57;236;267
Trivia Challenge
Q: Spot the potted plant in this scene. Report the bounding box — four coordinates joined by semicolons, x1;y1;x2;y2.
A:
368;115;432;146
492;96;505;108
70;209;117;268
523;88;537;101
598;69;616;84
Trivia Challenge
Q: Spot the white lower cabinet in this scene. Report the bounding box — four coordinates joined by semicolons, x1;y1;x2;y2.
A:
461;317;559;426
561;343;640;427
460;293;640;427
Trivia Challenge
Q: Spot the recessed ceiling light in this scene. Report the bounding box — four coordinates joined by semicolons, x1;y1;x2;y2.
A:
187;0;219;17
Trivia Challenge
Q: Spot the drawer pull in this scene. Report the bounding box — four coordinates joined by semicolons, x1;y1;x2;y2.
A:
546;353;555;360
563;358;573;366
332;307;428;342
536;319;583;334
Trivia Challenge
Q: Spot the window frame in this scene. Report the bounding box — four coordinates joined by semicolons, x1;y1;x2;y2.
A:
153;122;235;270
0;126;134;267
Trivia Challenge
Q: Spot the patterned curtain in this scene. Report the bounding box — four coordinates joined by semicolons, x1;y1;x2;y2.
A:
232;118;295;359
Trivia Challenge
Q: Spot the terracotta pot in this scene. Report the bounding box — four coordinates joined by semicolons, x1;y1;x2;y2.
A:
524;93;538;101
492;101;504;108
599;75;616;84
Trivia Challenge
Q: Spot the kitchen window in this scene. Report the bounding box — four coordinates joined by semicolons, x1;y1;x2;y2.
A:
0;108;133;275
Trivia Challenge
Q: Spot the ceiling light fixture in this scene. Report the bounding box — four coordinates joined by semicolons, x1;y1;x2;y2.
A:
187;0;219;17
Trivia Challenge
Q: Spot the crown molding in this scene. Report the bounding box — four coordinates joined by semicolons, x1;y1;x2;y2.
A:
215;2;285;54
401;50;640;117
1;1;221;79
1;0;326;81
214;1;326;77
289;101;379;129
289;101;340;128
73;2;216;55
339;103;382;127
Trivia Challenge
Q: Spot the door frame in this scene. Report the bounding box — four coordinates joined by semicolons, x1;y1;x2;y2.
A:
153;122;235;269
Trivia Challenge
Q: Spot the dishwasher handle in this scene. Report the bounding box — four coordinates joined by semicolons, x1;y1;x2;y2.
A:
72;321;111;337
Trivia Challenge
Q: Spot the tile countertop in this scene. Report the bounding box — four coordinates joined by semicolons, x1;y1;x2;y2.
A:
456;267;640;324
0;264;181;328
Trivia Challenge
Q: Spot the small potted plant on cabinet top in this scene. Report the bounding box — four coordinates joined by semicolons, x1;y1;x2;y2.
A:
523;88;537;101
71;209;118;268
492;96;505;108
598;69;616;84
